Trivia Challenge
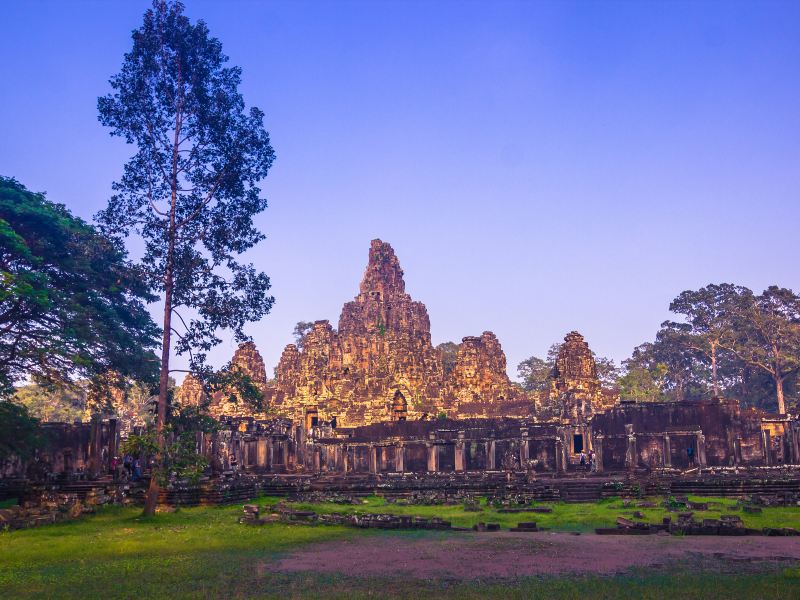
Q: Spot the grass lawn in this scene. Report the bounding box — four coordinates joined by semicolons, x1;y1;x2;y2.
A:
0;496;799;599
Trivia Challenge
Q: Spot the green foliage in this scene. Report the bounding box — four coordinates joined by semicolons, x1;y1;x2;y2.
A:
0;400;41;459
96;0;276;369
724;286;800;414
13;382;86;423
292;321;314;349
618;363;668;402
517;356;550;392
98;1;276;511
593;355;620;386
436;341;459;376
0;177;159;397
629;283;800;411
121;406;215;485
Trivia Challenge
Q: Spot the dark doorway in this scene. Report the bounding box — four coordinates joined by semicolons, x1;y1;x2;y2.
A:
305;407;319;431
573;434;584;454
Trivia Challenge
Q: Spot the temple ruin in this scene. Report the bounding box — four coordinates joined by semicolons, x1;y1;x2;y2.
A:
3;239;800;505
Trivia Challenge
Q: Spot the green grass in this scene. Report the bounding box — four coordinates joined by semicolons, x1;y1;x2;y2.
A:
1;496;799;598
0;498;18;509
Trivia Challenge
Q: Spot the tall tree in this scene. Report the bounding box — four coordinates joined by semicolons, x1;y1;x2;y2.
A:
622;333;709;402
97;0;276;515
594;356;620;387
722;287;800;415
0;176;159;396
666;283;747;397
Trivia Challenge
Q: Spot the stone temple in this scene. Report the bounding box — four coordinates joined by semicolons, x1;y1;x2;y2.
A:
4;239;800;506
206;239;533;426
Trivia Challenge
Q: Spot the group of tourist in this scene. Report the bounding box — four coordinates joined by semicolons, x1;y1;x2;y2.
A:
110;455;143;482
578;450;597;472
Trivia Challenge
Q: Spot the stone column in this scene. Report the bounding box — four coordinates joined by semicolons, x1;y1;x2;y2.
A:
211;431;221;475
426;443;438;472
726;426;737;465
267;439;275;471
663;434;672;468
486;440;496;470
520;429;530;468
343;446;350;473
455;432;466;472
313;447;321;472
369;445;378;474
395;444;405;473
283;440;290;470
333;445;341;472
625;425;637;471
89;416;103;477
257;439;268;469
239;438;246;468
555;438;565;473
762;429;772;466
594;435;604;473
696;431;707;467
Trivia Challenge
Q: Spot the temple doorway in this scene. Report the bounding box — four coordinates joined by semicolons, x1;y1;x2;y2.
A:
305;406;319;431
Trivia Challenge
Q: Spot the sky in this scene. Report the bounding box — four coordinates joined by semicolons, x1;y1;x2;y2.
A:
2;0;799;382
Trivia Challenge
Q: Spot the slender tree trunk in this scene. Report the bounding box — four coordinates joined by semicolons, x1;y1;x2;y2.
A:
142;223;176;516
775;374;786;415
143;91;182;516
710;343;719;397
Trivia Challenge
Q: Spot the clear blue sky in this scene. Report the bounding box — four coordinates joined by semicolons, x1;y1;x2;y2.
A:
2;1;799;381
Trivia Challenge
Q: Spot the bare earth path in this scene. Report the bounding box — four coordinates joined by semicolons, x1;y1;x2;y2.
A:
274;532;800;579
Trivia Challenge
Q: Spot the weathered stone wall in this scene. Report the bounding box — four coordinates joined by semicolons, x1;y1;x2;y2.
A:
1;419;119;480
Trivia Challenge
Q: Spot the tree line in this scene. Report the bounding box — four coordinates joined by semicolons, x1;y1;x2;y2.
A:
515;284;800;414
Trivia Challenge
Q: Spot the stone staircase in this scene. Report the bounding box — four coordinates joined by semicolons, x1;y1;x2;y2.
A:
557;479;603;503
58;477;117;501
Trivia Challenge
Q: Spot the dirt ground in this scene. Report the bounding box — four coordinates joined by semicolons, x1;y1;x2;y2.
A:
273;531;800;579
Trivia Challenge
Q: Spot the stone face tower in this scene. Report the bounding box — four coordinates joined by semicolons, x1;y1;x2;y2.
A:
180;239;534;426
208;341;270;418
268;239;528;426
446;331;527;418
271;240;448;426
549;331;602;422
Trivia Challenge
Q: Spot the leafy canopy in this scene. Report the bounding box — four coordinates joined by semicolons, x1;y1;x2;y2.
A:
0;176;159;397
96;0;276;369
